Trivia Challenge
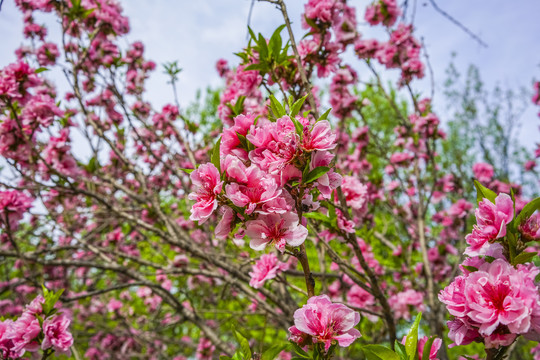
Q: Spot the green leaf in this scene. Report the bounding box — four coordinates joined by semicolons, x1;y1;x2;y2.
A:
512;251;537;265
258;33;269;60
85;156;99;174
35;67;49;74
268;24;286;60
42;288;65;316
290;343;309;358
303;212;331;223
248;26;257;42
394;341;407;360
474;180;497;204
516;197;540;227
303;166;330;184
362;345;400;360
462;265;478;273
269;95;286;119
180;168;195;174
234;331;252;360
220;356;232;360
237;132;248;149
211;137;222;174
262;343;290;360
405;312;422;360
291;116;304;138
421;337;437;360
289;94;308;118
318;108;332;121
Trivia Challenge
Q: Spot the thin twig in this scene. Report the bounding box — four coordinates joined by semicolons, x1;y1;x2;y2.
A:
428;0;488;48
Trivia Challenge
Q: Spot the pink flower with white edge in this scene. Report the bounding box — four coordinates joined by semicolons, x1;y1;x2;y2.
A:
42;314;74;355
6;312;41;354
289;294;361;351
474;193;514;240
225;165;281;215
188;163;223;223
465;259;538;336
249;253;286;289
302;120;336;151
245;213;308;252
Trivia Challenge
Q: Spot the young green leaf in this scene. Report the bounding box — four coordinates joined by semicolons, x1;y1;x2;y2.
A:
303;166;330;184
515;197;540;228
512;251;537;266
211;137;222;174
289;94;308;118
234;331;252;360
362;345;400;360
269;95;286;119
318;108;332;122
262;343;290;360
394;341;408;360
405;312;422;360
473;180;497;204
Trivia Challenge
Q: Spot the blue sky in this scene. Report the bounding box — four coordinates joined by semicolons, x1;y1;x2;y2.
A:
1;0;539;146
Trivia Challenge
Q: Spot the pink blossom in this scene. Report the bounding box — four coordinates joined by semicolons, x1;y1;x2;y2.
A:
472;162;494;183
441;259;540;347
42;314;74;355
302;120;337;151
389;289;424;320
189;163;223;223
249;253;285;289
214;207;234;240
225;165;281;214
245;213;308;252
289;295;361;351
0;190;33;231
0;319;24;359
341;176;368;210
474;193;514;240
6;312;41;354
311;151;342;198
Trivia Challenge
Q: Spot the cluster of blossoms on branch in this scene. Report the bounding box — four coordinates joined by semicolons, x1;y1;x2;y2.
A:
440;188;540;349
0;290;73;359
189;107;340;253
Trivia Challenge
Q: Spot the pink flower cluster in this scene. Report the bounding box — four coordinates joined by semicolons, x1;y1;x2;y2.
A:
364;0;401;27
189;112;341;252
0;295;74;358
217;63;264;126
288;295;361;351
440;258;540;348
440;192;540;349
355;23;424;85
472;162;494;184
249;253;288;289
464;193;513;257
0;190;33;231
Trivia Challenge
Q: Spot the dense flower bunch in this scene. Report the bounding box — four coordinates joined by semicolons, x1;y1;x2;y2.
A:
364;0;401;27
189;110;340;252
0;293;73;359
288;295;360;351
440;191;540;349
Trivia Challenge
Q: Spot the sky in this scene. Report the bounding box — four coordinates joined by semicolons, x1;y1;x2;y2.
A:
1;0;539;147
